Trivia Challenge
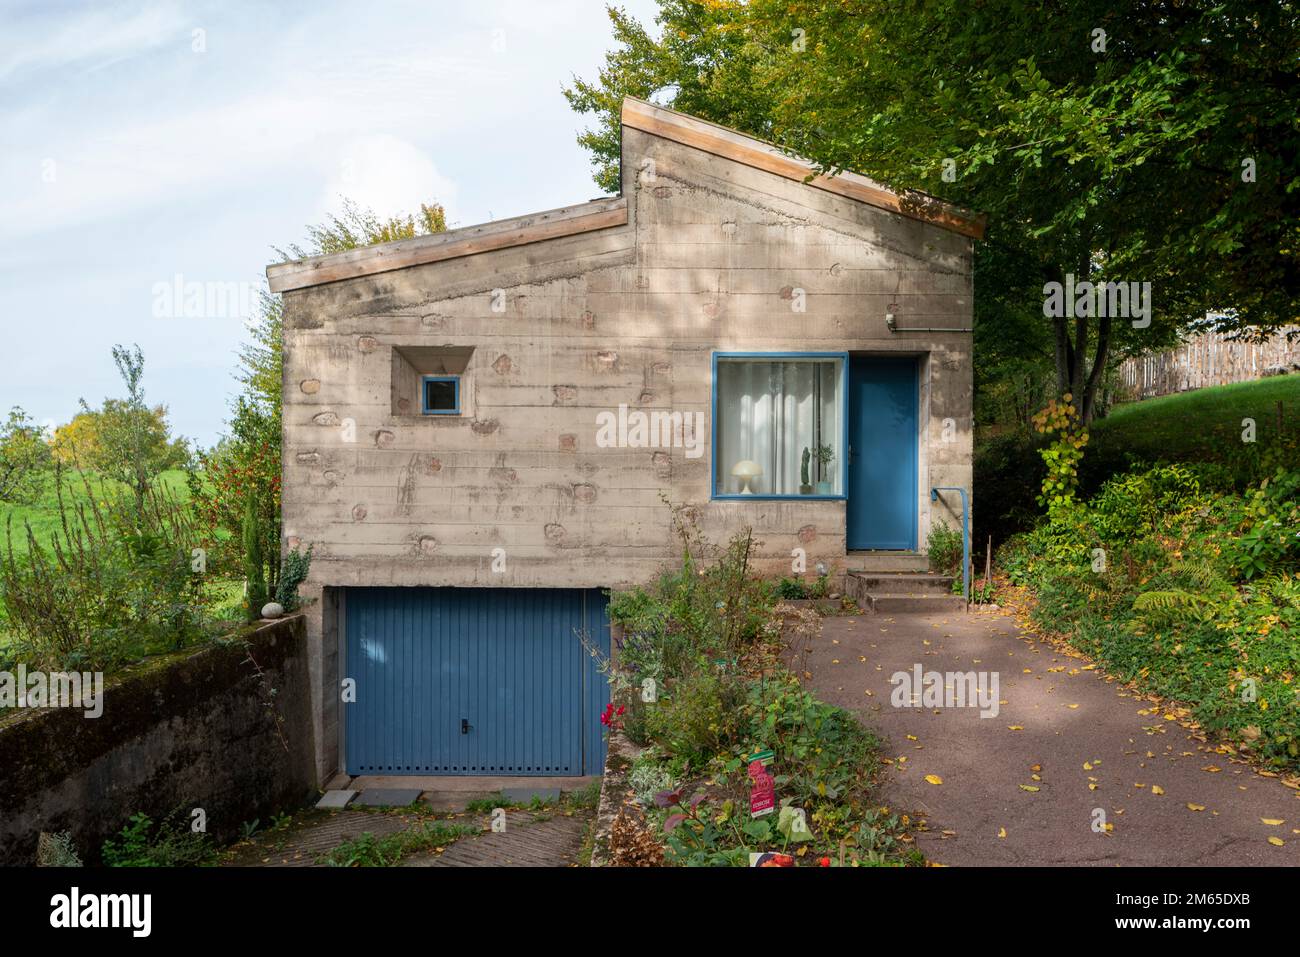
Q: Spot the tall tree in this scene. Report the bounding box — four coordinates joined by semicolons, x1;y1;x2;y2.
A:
190;198;448;584
0;408;52;504
567;0;1299;422
72;346;188;516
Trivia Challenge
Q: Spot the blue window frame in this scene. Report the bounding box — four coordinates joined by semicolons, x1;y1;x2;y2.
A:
711;352;849;500
421;375;461;415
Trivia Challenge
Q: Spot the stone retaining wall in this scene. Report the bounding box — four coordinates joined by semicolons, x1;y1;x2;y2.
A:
0;616;316;865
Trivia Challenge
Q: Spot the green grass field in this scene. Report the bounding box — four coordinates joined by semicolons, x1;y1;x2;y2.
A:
1094;373;1300;463
0;469;236;647
976;373;1300;543
0;469;192;557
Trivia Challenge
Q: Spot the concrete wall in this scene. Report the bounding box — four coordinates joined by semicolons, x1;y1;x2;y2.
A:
0;617;316;865
280;120;974;778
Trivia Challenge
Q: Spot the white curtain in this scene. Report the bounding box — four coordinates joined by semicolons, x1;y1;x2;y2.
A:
717;360;841;495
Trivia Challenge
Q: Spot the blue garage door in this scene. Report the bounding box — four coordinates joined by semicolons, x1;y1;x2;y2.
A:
343;587;610;776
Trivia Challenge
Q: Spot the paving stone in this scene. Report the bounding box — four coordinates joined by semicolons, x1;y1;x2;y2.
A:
223;810;415;867
353;788;423;807
315;789;357;809
402;810;591;868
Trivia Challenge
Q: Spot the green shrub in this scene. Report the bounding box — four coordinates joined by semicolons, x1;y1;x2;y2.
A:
101;811;217;867
275;544;313;611
1007;462;1300;770
644;668;746;768
774;573;830;600
926;522;963;575
242;495;266;620
608;508;774;685
628;753;677;807
0;472;205;672
1227;467;1300;579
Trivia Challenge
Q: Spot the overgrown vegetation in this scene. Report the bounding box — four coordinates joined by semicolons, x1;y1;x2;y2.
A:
36;831;82;867
602;507;915;866
774;573;830;600
101;811;218;867
976;375;1300;546
926;522;963;577
319;820;477;867
1001;450;1300;770
0;470;209;671
0;408;53;505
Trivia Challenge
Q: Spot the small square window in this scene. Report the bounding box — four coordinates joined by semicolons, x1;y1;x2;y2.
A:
422;375;460;415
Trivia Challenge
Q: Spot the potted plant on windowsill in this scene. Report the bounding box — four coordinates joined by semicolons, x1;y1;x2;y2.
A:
799;447;813;494
814;444;835;495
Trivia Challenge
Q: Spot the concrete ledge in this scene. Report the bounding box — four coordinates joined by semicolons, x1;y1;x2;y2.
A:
0;616;316;865
589;731;641;867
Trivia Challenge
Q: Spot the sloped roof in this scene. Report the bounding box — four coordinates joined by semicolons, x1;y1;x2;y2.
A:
267;97;984;294
266;197;626;294
621;97;985;240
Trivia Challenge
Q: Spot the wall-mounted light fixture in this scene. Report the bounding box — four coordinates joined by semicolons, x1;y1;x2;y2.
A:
884;300;972;334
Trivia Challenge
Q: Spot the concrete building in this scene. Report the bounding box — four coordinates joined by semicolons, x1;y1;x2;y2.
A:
268;98;983;784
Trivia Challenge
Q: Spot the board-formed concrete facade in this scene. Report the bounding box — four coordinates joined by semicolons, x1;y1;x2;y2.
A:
272;99;977;780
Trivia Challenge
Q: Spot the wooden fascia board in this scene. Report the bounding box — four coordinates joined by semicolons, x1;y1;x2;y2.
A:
620;98;986;240
267;197;629;293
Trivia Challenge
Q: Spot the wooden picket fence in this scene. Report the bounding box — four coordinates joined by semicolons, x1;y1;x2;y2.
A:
1118;327;1300;399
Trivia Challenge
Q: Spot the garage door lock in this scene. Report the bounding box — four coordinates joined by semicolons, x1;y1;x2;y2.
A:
461;718;471;735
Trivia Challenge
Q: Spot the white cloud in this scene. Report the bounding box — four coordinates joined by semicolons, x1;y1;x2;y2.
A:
0;2;187;81
319;134;459;223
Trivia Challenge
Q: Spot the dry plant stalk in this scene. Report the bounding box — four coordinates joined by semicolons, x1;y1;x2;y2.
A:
608;806;665;867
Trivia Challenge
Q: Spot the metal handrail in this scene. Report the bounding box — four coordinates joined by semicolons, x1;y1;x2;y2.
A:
929;486;969;603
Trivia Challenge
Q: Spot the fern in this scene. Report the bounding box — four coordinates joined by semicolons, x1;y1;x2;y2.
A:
1132;590;1213;611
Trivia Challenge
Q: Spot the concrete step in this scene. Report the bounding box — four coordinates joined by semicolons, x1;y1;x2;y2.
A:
847;572;955;595
864;593;969;614
844;569;967;614
843;551;928;573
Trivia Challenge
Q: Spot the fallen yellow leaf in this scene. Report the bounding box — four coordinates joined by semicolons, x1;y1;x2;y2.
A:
925;774;943;786
1019;784;1040;792
1267;837;1285;847
1262;818;1284;826
1152;785;1165;796
1187;804;1206;812
998;827;1007;838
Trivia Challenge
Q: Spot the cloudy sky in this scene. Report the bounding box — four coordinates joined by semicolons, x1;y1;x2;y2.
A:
0;0;659;445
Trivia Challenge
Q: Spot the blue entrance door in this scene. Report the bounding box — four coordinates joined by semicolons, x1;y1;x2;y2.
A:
847;356;918;550
344;587;610;776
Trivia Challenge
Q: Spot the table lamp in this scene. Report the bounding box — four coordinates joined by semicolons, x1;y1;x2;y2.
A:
731;459;762;494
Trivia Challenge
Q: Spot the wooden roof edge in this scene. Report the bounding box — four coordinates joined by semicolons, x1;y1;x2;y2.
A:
266;196;629;294
620;97;986;240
